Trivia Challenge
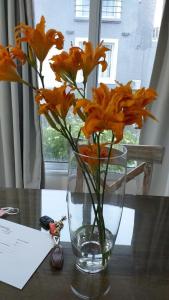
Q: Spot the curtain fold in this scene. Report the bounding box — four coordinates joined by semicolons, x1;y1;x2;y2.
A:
0;0;43;188
140;0;169;196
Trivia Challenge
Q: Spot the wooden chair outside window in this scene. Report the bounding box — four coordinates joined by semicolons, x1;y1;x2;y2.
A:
124;144;165;195
74;144;165;195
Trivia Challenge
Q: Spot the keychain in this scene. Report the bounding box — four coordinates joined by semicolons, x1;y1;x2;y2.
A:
49;216;66;270
49;216;66;237
39;215;66;270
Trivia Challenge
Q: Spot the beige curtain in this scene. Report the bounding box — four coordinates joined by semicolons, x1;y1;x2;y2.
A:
0;0;43;188
140;0;169;196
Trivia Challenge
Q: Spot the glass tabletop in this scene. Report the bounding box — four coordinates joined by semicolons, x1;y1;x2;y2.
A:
0;188;169;300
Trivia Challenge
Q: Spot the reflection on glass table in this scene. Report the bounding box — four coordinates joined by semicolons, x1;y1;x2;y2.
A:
41;190;135;246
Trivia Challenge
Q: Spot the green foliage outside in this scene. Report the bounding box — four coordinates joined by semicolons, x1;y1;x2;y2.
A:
42;114;139;162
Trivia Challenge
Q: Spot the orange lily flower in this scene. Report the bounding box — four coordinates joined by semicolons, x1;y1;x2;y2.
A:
74;83;125;142
81;112;125;143
122;87;157;128
0;45;22;82
78;143;110;168
112;83;157;127
35;85;75;118
51;41;109;83
81;41;109;82
50;46;82;82
9;46;26;64
15;16;64;62
74;82;157;143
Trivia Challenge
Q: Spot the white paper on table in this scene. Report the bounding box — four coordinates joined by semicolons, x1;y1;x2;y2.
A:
0;219;53;289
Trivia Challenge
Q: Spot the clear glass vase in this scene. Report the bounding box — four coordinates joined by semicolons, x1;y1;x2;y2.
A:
67;144;127;273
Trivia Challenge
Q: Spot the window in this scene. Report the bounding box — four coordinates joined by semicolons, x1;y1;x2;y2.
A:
75;37;118;84
75;0;89;18
132;80;141;90
34;0;89;165
75;0;122;20
33;0;164;172
98;39;118;83
102;0;122;20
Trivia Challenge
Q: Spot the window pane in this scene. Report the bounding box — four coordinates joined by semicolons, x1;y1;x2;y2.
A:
102;0;122;19
100;0;164;88
33;0;89;163
75;0;90;17
99;0;164;144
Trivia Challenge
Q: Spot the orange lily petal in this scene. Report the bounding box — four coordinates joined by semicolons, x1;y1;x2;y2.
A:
36;85;75;118
0;45;22;82
15;16;64;62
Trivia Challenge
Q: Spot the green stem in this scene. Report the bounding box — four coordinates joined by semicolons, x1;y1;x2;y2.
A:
44;113;61;132
21;80;37;91
88;133;106;264
89;133;115;266
48;113;97;198
75;129;81;147
101;133;114;210
74;153;99;222
39;62;45;88
73;80;84;98
96;133;101;198
83;81;87;98
75;149;97;194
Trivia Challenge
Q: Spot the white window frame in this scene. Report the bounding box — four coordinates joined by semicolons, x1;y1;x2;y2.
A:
75;37;118;84
75;0;89;19
132;80;141;90
102;0;122;21
98;38;118;84
75;0;122;21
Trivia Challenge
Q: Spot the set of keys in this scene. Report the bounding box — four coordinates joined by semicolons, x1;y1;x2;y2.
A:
40;215;66;270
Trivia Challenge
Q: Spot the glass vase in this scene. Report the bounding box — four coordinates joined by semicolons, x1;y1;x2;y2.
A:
67;144;127;273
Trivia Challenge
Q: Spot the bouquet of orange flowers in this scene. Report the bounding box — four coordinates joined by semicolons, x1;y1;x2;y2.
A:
0;16;157;270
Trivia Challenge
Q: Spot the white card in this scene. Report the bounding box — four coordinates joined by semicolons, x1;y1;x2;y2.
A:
0;219;53;289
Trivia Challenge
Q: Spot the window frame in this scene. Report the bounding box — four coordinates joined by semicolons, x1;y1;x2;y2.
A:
75;0;89;19
40;0;137;171
33;0;165;180
74;0;122;21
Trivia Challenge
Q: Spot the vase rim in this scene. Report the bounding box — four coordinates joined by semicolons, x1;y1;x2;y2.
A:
73;144;127;160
